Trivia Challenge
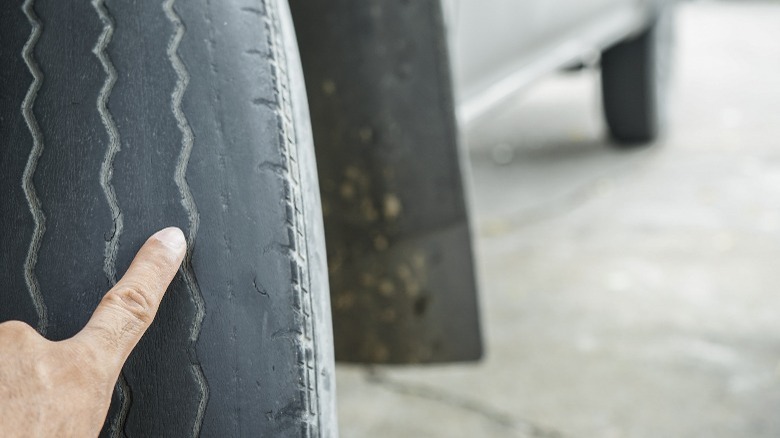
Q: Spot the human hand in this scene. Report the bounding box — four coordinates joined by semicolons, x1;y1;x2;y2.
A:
0;227;186;437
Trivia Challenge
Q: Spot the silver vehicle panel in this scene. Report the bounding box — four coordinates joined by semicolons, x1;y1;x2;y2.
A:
444;0;654;124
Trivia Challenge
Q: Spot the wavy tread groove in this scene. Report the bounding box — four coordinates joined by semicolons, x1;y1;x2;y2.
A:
92;0;123;287
20;0;48;335
162;0;209;435
91;1;130;435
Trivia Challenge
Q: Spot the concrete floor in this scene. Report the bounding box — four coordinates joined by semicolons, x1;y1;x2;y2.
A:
335;2;780;437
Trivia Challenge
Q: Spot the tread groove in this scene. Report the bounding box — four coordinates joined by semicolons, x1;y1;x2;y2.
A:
20;0;48;335
91;0;130;435
92;0;123;286
162;0;209;435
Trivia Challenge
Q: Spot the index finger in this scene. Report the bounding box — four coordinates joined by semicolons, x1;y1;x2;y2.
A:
70;227;186;374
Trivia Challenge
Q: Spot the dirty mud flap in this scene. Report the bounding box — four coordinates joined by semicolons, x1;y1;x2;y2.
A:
290;0;483;363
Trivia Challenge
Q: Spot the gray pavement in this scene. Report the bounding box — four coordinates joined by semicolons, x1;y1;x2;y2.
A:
335;2;780;437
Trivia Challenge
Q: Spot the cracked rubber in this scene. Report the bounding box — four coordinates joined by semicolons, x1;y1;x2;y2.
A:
0;0;336;436
601;10;671;145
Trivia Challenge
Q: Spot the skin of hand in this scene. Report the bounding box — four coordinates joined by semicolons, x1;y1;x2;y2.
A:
0;227;186;437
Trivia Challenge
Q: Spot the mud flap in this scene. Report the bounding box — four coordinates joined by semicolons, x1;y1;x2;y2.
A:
289;0;482;363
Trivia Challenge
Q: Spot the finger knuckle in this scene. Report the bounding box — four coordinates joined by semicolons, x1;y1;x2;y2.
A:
0;320;39;339
106;282;157;324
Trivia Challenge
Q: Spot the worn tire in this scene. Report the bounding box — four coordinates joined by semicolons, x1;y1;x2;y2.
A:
0;0;335;436
601;9;672;145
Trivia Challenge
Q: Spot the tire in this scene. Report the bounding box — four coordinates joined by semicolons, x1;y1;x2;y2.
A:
0;0;335;436
601;9;672;145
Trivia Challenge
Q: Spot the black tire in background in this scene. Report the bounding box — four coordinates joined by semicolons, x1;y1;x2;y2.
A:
601;9;672;145
0;0;335;436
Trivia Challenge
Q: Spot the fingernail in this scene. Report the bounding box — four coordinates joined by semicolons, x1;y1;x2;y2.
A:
154;227;186;249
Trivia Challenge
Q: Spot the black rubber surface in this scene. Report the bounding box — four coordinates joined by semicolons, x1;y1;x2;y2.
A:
601;11;670;145
289;0;482;364
0;0;335;436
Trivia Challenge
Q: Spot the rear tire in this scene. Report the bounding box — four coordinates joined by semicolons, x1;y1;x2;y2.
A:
0;0;335;436
601;10;672;145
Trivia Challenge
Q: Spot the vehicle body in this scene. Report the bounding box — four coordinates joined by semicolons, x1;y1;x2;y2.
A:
446;0;665;124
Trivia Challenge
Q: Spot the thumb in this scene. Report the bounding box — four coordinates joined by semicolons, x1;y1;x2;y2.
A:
69;227;186;375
